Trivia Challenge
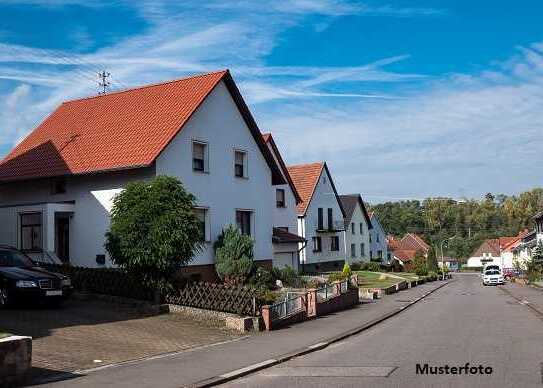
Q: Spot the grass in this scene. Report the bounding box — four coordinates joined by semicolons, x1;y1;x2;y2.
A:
355;271;405;289
391;272;420;281
0;332;10;339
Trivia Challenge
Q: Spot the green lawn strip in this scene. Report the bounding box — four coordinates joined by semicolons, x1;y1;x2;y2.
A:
355;271;404;289
391;272;419;281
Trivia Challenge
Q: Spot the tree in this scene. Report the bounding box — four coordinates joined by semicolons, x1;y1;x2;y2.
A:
413;253;428;276
215;225;254;285
105;176;202;293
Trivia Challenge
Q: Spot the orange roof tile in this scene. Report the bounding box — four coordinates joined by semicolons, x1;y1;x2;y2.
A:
287;162;325;215
0;70;284;185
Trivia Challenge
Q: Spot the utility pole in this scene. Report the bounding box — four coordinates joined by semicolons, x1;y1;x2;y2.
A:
98;70;111;95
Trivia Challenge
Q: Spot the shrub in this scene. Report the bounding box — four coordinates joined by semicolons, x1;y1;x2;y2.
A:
105;176;202;293
215;225;254;285
257;289;280;306
350;261;362;271
328;271;348;282
272;266;303;288
342;263;352;278
249;267;275;290
413;253;429;276
360;262;381;272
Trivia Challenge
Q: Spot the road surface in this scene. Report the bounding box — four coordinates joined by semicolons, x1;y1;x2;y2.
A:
222;273;543;388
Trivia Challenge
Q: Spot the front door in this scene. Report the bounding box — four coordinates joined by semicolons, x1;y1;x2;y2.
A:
55;216;70;263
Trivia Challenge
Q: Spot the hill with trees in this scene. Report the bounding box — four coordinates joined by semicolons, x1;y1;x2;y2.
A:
371;188;543;262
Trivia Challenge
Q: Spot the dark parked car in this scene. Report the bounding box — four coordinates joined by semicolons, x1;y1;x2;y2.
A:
0;246;73;307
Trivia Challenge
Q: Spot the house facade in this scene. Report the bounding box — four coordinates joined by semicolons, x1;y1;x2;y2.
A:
0;70;285;282
387;233;430;271
368;212;389;262
466;232;528;269
287;162;346;272
262;133;305;270
339;194;372;264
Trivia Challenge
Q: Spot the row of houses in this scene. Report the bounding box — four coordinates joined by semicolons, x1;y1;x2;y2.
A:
0;70;390;281
466;212;543;270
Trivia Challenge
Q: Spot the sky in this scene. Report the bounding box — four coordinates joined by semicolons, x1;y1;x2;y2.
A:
0;0;542;203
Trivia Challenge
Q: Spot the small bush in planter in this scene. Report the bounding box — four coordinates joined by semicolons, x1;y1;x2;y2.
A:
361;262;381;272
328;271;348;282
342;263;352;278
249;267;275;290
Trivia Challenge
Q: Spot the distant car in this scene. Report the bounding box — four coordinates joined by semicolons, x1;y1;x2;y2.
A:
0;246;73;308
482;269;504;286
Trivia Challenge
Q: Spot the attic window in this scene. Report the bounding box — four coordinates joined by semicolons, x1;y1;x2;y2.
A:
51;178;66;195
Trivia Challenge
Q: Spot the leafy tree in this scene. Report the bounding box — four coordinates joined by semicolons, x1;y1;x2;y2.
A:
413;253;428;276
105;176;202;293
215;225;254;285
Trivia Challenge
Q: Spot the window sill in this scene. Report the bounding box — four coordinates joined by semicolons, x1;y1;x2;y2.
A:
234;175;249;180
193;170;210;174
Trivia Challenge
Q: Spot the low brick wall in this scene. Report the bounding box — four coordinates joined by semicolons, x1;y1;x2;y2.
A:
167;304;260;332
261;306;307;331
0;336;32;388
315;288;359;316
359;288;382;300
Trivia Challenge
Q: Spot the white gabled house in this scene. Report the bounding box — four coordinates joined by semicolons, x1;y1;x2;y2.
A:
262;133;306;270
287;162;346;272
368;212;389;263
0;70;286;282
339;194;372;264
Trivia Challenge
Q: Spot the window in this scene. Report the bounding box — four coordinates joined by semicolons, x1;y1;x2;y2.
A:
312;236;322;252
236;210;252;236
370;251;373;260
51;178;66;194
318;208;324;230
351;223;355;235
234;150;247;178
369;233;372;243
351;243;356;258
327;208;333;230
360;243;365;257
276;189;286;208
194;208;209;242
359;223;363;234
378;250;383;259
20;213;42;252
192;141;208;172
331;236;339;251
377;234;380;243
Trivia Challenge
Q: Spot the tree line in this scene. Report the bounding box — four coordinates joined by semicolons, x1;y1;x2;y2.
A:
370;188;543;261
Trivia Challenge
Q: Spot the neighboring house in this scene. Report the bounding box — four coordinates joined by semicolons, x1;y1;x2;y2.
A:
287;162;346;272
535;211;543;245
438;257;459;271
387;233;430;271
0;70;286;282
339;194;372;264
466;231;527;269
368;212;389;263
262;133;305;270
512;212;543;265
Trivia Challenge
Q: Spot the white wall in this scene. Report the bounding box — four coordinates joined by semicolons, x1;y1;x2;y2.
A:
370;216;388;261
298;168;345;265
344;204;371;263
272;242;299;270
155;81;274;265
0;168;154;267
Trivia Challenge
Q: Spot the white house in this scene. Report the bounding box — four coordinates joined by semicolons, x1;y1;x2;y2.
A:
287;162;346;272
262;133;305;270
466;231;528;270
368;212;389;263
339;194;372;264
0;70;286;282
535;211;543;245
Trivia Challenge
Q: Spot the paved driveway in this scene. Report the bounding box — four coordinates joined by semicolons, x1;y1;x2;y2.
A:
0;298;242;382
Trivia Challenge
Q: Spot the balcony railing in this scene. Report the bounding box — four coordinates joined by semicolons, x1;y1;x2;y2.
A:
315;220;345;233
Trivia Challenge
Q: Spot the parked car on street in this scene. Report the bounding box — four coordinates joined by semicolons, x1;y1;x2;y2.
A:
0;246;73;307
482;269;505;286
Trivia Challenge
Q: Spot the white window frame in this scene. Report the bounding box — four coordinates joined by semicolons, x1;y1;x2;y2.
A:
235;208;254;237
233;149;248;178
276;188;286;208
192;140;209;173
194;206;211;242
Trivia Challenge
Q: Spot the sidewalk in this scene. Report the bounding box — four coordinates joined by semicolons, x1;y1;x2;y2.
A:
39;280;451;388
500;282;543;316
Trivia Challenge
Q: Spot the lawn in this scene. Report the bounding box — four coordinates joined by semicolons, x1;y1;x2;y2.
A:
355;271;405;289
391;272;420;281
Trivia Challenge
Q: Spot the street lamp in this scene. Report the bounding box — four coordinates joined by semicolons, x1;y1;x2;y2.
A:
440;236;458;279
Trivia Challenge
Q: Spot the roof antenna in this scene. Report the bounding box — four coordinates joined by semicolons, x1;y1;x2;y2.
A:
98;70;111;95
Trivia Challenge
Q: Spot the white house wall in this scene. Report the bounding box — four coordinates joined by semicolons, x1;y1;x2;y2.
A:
344;204;371;263
298;168;345;265
370;217;388;261
155;81;274;266
0;168;155;267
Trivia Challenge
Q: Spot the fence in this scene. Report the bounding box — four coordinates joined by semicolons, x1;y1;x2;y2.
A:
165;281;258;316
269;294;306;322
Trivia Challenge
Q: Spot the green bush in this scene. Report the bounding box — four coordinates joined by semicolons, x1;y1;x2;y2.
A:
105;176;202;292
249;267;275;290
272;266;304;288
328;271;348;282
350;261;362;271
360;262;381;272
413;253;429;276
342;263;352;277
215;225;254;285
257;289;280;306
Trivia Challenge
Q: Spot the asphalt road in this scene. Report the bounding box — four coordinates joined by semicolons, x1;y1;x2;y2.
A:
222;273;543;388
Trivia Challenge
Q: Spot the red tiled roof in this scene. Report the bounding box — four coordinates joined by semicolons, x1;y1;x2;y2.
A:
393;249;418;262
0;70;284;185
401;233;430;252
387;236;402;251
287;162;325;215
261;133;302;204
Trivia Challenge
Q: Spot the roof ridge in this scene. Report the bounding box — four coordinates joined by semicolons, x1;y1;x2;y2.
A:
62;69;228;104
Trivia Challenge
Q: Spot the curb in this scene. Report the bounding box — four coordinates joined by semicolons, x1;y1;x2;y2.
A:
498;285;543;320
190;280;452;387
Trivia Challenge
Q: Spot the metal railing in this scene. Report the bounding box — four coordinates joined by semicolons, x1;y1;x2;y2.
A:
339;279;348;293
270;294;305;322
316;283;338;301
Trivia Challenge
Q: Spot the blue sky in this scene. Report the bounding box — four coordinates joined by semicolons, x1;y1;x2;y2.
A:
0;0;542;202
